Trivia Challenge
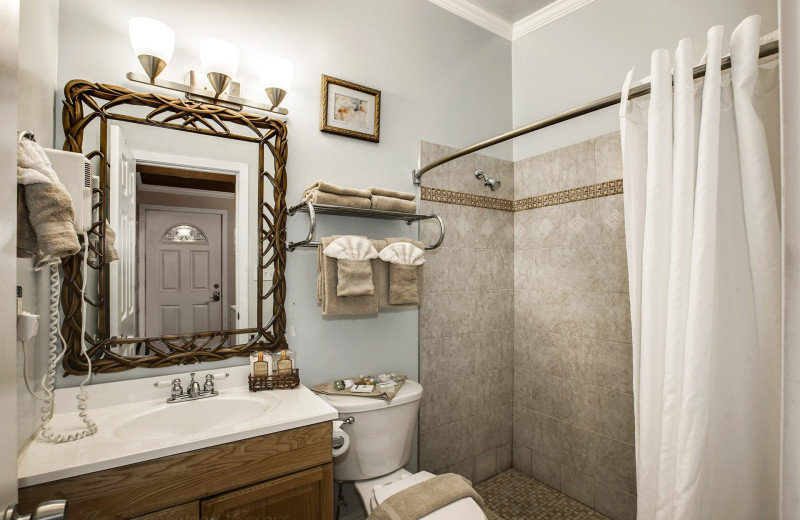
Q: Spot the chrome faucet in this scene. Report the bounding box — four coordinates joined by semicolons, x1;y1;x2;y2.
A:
158;372;220;404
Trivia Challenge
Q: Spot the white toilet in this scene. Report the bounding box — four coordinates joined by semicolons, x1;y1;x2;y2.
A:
320;380;486;519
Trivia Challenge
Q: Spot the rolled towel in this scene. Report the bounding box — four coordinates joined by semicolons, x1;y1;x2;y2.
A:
379;241;425;305
370;195;417;213
303;180;372;199
367;473;487;520
303;189;371;209
368;187;416;201
17;140;81;258
323;236;379;297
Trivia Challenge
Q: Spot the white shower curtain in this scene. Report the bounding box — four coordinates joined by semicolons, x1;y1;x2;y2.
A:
620;15;781;520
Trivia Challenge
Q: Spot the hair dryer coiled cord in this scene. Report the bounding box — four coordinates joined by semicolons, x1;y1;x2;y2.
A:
39;232;97;443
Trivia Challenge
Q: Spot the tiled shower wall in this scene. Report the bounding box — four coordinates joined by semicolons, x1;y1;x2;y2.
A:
417;133;635;520
418;141;515;484
512;133;636;520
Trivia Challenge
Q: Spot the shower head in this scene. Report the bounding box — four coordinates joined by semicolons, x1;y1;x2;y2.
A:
475;170;501;191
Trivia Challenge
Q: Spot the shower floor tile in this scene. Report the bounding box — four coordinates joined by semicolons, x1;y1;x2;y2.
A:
475;469;609;520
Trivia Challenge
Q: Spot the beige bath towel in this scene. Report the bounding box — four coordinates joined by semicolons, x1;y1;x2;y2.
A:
370;195;418;213
17;186;37;258
367;473;487;520
319;236;379;315
381;238;425;306
303;190;371;209
304;180;372;199
17;140;81;258
368;187;416;201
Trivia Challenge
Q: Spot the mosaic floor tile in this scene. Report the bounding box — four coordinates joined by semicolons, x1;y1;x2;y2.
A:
475;469;610;520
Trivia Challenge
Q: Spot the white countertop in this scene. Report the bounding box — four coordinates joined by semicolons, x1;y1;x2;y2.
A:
18;366;338;487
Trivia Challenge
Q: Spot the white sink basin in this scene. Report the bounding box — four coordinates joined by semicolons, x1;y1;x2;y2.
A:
114;394;280;441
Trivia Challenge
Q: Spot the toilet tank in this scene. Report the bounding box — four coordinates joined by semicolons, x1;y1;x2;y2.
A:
320;380;423;481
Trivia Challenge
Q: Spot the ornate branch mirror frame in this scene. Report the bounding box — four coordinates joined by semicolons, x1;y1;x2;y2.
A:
60;80;288;375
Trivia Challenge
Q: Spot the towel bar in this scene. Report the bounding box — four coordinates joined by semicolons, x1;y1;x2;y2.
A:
286;200;445;251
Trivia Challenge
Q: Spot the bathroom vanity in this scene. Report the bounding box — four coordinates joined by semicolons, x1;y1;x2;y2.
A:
17;367;339;520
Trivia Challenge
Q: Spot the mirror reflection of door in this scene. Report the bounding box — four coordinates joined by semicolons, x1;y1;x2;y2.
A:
144;209;224;336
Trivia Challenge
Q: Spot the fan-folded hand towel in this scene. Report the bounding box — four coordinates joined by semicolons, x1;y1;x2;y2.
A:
319;236;379;315
323;236;379;297
367;473;487;520
370;195;417;213
17;140;81;258
303;181;372;209
380;239;425;305
368;187;416;201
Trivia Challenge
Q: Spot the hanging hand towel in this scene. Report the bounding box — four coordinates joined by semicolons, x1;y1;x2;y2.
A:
368;187;416;201
323;236;379;297
319;236;379;316
16;140;81;258
303;181;372;209
379;241;425;305
370;195;417;213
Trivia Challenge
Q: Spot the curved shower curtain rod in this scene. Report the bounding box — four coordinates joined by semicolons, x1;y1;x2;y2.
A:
412;39;779;185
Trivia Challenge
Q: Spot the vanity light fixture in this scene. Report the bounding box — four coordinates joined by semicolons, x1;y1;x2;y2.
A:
125;17;291;116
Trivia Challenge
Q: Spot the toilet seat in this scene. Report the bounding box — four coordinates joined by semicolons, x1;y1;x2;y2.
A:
354;469;487;519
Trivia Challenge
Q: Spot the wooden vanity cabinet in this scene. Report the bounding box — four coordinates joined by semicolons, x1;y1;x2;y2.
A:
19;422;333;520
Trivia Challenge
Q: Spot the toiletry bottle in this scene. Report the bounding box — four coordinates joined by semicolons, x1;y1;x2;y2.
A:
273;348;296;370
250;351;273;376
253;352;270;377
276;350;293;375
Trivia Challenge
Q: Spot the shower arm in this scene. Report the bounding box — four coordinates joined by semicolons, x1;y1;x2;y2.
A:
412;39;779;185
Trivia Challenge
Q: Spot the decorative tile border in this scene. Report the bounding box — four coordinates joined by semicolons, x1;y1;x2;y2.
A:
420;179;623;212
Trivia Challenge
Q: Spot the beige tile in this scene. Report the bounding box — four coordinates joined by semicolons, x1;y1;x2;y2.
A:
561;463;596;508
447;456;474;482
588;243;629;293
597;387;635;444
529;149;561;198
474;448;499;483
560;139;595;191
497;443;512;471
558;379;599;431
474;409;499;456
447;333;478;379
419;141;475;193
420;381;448;432
420;424;450;472
446;375;478;423
498;367;514;406
476;290;514;332
514;249;533;290
594;481;636;520
594;434;636;496
559;421;595;476
514;290;535;331
475;369;500;415
594;132;623;184
513;443;532;476
596;194;626;244
529;290;569;333
496;406;513;446
531;372;562;417
496;210;516;251
592;292;632;343
513;404;533;448
447;419;474;466
446;291;480;336
563;335;596;384
475;330;502;372
420;337;449;385
423;246;450;294
531;451;561;491
514;327;533;369
514;367;533;409
594;339;633;394
450;248;481;291
498;329;515;368
531;411;562;461
530;331;565;377
562;199;598;247
420;292;449;340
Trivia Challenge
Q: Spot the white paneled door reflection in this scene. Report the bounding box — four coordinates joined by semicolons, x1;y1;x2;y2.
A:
144;209;223;336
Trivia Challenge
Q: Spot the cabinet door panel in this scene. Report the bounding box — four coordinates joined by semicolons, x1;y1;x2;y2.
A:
201;464;333;520
130;501;198;520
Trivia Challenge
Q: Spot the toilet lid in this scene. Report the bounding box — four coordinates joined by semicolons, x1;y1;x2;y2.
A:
372;471;487;520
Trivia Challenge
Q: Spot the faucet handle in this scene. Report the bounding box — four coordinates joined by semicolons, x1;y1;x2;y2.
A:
170;378;183;398
204;374;215;392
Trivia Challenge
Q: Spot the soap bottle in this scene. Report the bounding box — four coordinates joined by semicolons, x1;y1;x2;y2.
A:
276;350;293;375
272;349;296;370
250;351;272;377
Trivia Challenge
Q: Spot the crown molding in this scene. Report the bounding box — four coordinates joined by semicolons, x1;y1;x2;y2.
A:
513;0;597;40
428;0;596;41
428;0;513;40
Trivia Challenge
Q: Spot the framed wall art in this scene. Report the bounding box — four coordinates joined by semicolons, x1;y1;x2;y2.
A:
320;74;380;142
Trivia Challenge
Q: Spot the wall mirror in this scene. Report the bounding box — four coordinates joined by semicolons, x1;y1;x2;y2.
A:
59;80;287;375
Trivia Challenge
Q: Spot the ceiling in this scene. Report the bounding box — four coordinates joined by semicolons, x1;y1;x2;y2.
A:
428;0;595;40
468;0;558;22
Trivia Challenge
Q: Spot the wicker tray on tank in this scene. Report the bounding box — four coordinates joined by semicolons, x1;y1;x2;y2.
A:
248;369;300;391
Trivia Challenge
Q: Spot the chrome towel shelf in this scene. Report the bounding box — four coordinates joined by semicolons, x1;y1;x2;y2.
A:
286;200;445;251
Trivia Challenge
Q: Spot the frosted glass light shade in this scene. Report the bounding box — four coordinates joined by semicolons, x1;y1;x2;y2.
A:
259;57;293;92
200;38;240;77
129;17;175;62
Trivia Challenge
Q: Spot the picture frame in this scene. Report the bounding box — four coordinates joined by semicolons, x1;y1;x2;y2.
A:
320;74;381;143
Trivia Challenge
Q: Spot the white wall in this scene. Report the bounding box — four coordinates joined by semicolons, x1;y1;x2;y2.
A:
779;0;799;517
52;0;512;391
510;0;778;160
